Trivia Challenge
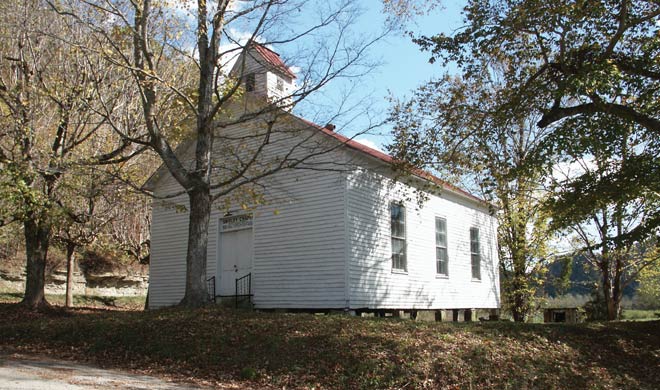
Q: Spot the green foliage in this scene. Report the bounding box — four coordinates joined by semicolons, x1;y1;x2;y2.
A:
637;248;660;307
0;1;157;307
552;256;574;296
546;294;660;312
0;163;45;224
407;0;660;322
381;0;440;25
414;0;660;246
544;294;591;309
389;66;552;322
584;286;610;321
545;125;659;253
239;367;258;380
621;309;660;321
0;292;146;310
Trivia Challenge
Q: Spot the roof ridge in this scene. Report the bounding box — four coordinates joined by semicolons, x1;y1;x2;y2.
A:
250;42;280;56
250;43;297;79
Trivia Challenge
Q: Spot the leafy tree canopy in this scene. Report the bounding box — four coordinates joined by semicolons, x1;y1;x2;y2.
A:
414;0;660;246
388;58;554;321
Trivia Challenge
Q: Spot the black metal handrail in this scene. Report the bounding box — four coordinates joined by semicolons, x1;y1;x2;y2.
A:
235;272;252;308
206;276;216;303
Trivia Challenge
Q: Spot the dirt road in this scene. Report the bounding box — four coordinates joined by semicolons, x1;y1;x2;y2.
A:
0;354;199;390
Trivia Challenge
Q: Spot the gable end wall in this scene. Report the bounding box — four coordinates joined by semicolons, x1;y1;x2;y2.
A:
148;118;349;309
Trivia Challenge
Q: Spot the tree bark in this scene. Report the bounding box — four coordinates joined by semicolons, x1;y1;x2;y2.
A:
511;279;527;322
178;186;211;307
601;262;617;321
144;285;150;310
538;101;660;135
22;219;51;309
177;0;216;308
65;242;76;308
611;293;622;320
610;257;624;320
504;209;531;323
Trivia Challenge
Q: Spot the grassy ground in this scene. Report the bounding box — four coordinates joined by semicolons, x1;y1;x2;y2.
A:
0;292;145;310
0;304;658;389
621;309;660;321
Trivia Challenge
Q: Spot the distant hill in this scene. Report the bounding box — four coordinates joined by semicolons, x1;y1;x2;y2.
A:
544;254;638;298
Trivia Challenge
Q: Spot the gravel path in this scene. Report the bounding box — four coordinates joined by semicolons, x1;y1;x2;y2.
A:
0;354;200;390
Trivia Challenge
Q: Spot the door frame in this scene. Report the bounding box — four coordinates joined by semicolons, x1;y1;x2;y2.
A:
215;213;254;296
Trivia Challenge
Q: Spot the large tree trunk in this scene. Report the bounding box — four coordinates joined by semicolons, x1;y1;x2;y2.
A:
609;261;624;320
510;258;530;322
611;254;624;320
178;0;215;307
605;294;616;321
506;226;530;322
22;219;51;309
602;267;618;321
144;285;150;310
65;242;76;308
178;186;211;307
611;293;622;320
507;270;528;322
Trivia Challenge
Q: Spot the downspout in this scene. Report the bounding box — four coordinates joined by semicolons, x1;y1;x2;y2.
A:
343;170;351;311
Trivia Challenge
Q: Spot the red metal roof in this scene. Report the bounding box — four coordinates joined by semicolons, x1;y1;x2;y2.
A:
298;118;489;206
252;44;297;79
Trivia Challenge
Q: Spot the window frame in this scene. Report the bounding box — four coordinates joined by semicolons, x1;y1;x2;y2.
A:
435;217;449;276
390;202;407;272
276;77;284;91
469;227;481;281
245;73;255;92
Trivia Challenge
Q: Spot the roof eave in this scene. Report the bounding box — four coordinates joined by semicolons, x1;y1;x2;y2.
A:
302;119;494;210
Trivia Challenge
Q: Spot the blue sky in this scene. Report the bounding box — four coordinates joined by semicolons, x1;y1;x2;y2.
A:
164;1;466;154
335;1;465;151
210;0;465;152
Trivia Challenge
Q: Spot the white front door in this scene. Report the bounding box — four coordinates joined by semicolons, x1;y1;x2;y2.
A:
218;215;253;296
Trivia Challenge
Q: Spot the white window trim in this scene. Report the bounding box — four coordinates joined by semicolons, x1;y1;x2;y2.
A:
435;216;449;276
470;226;481;281
390;202;407;273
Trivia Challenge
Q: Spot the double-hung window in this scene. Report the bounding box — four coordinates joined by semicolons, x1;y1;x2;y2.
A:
245;73;255;92
470;227;481;280
435;217;448;275
390;203;407;271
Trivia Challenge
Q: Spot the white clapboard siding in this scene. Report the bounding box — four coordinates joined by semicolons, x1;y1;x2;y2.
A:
149;44;500;310
149;171;190;308
231;46;293;105
266;71;294;105
237;50;270;98
250;168;346;309
346;164;500;310
150;130;501;310
148;113;349;309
